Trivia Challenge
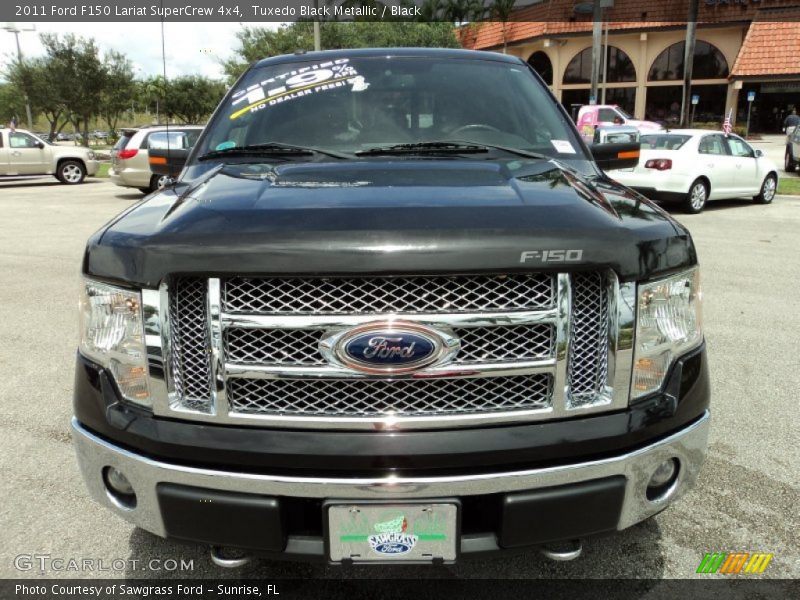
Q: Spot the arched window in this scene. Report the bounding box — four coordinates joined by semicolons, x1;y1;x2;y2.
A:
563;46;636;84
648;41;729;81
528;51;553;86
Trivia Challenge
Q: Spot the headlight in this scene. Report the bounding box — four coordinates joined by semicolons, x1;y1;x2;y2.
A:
632;268;702;398
79;280;151;406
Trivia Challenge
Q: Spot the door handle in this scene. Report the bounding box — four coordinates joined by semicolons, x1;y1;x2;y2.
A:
11;151;21;157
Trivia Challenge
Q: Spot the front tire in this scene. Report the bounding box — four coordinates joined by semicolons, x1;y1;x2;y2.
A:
685;179;708;214
754;174;777;204
57;160;86;184
785;147;798;172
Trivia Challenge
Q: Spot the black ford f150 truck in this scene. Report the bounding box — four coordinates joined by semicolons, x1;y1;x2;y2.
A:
74;48;709;566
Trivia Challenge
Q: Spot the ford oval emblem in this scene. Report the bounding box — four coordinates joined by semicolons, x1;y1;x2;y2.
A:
324;322;456;375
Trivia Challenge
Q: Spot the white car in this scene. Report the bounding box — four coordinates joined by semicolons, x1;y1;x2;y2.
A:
609;129;779;213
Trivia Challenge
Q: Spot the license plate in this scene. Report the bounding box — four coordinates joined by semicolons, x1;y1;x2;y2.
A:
326;502;458;563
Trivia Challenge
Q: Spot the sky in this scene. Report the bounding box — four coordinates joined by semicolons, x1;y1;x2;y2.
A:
0;22;279;81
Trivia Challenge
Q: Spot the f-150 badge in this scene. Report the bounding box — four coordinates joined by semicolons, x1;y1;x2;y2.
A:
520;249;583;263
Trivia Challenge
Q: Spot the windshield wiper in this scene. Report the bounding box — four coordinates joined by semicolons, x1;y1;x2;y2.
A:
356;141;489;156
197;142;352;162
356;140;551;161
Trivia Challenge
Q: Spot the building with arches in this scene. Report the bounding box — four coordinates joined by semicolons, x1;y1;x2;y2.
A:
460;1;800;132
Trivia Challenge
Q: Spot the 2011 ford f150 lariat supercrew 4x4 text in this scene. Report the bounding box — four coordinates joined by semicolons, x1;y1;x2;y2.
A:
73;49;709;566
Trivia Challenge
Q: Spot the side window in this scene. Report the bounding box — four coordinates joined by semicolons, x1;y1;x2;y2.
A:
727;137;754;158
147;131;189;150
9;133;36;148
597;108;617;122
698;135;727;156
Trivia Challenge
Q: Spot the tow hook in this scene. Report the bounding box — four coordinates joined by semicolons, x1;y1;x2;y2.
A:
539;539;584;561
210;546;252;568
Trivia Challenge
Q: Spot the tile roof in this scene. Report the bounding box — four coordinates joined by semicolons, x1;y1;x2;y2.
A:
460;0;800;51
730;9;800;77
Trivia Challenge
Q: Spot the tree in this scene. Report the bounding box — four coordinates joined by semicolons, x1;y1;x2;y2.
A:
443;0;487;25
100;50;136;136
39;33;106;145
489;0;517;54
0;82;28;126
4;57;70;139
162;76;226;124
222;21;461;83
141;76;168;123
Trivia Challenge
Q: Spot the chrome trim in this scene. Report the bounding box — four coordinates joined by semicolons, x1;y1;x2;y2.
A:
225;358;556;381
72;411;710;538
207;278;225;417
551;273;572;416
222;309;559;331
142;288;166;410
613;281;636;404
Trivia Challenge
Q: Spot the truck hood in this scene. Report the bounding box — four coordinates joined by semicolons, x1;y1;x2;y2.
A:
85;159;695;287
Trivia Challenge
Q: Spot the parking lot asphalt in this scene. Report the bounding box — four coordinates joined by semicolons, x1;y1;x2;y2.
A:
0;178;798;583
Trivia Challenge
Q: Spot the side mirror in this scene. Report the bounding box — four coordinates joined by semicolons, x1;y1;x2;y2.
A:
754;149;764;158
591;141;640;171
35;141;45;149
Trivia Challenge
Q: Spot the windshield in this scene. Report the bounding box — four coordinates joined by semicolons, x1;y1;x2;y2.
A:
640;134;692;150
616;107;633;119
192;56;585;165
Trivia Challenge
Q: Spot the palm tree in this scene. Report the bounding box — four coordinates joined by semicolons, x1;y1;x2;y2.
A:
490;0;517;54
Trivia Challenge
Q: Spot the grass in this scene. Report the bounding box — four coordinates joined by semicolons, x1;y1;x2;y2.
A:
95;163;111;178
777;176;800;196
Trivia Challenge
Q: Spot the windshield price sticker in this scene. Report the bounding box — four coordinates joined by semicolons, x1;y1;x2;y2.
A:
229;59;368;120
550;140;576;154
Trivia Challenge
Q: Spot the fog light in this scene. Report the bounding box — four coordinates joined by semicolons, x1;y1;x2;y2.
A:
646;458;679;501
103;467;137;509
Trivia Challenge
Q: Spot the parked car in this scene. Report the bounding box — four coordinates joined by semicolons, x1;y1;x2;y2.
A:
785;125;800;173
91;130;109;140
0;128;99;184
73;48;709;567
576;104;661;142
610;129;779;213
109;125;203;193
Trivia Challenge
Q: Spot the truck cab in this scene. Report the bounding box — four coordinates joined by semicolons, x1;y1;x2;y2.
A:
576;105;661;143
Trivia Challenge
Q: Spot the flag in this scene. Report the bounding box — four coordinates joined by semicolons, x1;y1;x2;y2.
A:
722;109;732;136
8;116;16;132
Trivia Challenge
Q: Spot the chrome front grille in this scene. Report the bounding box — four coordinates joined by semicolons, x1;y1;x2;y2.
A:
168;278;213;412
223;324;554;366
567;273;610;407
157;272;633;430
227;375;552;417
225;328;326;365
222;273;554;314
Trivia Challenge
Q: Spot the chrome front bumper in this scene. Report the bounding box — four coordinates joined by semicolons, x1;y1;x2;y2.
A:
72;411;710;544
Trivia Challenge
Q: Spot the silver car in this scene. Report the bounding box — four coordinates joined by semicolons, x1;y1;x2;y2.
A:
109;125;203;193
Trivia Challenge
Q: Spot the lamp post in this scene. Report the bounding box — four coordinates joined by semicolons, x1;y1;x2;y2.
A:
2;23;36;130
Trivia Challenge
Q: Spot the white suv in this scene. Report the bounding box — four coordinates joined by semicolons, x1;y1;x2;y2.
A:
109;125;203;193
